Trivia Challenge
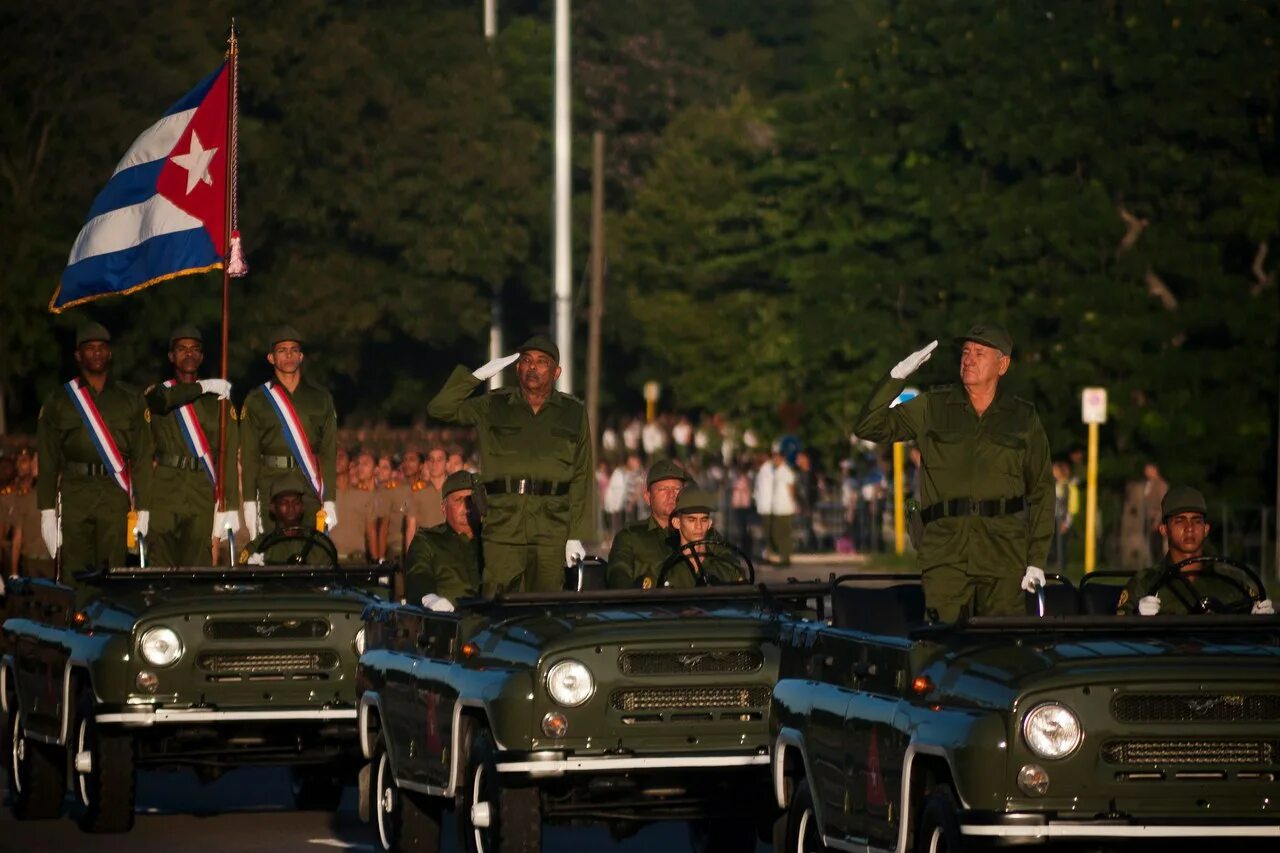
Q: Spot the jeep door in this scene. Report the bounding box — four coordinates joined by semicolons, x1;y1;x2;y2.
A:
801;628;862;842
11;580;75;738
377;606;428;783
408;612;461;790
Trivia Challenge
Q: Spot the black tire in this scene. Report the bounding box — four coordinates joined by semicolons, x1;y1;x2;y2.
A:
72;693;136;833
8;709;67;820
459;726;541;853
292;765;346;812
688;816;759;853
373;739;442;853
783;781;827;853
915;790;965;853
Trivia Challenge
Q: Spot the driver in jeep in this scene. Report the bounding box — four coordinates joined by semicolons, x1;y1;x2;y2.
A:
239;471;337;566
647;488;747;588
1117;485;1273;615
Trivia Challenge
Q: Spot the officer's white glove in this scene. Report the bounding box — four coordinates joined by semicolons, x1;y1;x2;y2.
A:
565;539;586;564
245;552;266;566
40;508;61;556
133;510;150;538
212;511;240;541
471;352;520;382
890;340;939;380
243;502;261;540
1251;599;1275;615
421;593;456;613
1137;595;1161;616
197;378;232;400
323;500;338;530
1020;565;1047;593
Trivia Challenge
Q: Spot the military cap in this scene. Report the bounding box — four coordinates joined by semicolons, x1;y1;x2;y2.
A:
518;335;559;363
269;470;310;500
1162;485;1207;520
443;471;476;497
672;488;717;516
269;325;304;349
76;322;111;346
646;459;688;487
955;323;1013;356
169;323;203;347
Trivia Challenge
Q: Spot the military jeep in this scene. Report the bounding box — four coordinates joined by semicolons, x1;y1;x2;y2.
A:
0;562;387;833
771;571;1280;853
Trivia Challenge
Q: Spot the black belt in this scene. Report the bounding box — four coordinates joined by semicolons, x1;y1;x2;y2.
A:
483;478;569;497
921;496;1026;525
65;461;112;478
157;453;203;471
261;455;297;470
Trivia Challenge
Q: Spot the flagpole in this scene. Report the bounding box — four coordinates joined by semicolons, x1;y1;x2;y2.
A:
215;21;239;563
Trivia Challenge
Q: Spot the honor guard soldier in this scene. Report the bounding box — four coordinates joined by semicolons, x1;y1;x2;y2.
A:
145;325;240;566
428;336;596;596
404;471;483;608
7;448;54;579
37;323;154;580
239;472;336;566
606;459;687;588
855;324;1053;622
239;326;338;540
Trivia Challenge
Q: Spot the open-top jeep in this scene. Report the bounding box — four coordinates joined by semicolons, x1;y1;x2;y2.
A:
772;566;1280;853
357;541;828;853
1;560;387;832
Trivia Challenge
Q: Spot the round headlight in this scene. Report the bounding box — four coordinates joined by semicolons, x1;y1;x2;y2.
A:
545;660;594;707
139;626;183;667
354;626;366;656
1022;703;1082;759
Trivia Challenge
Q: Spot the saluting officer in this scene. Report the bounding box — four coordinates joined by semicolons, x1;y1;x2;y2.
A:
404;471;483;607
145;325;240;566
37;323;154;578
239;326;338;540
606;459;687;588
855;324;1053;622
427;336;596;595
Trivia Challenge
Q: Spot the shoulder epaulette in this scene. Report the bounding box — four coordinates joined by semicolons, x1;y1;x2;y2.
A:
1013;395;1036;410
0;485;13;495
411;479;427;492
929;383;956;393
383;481;398;490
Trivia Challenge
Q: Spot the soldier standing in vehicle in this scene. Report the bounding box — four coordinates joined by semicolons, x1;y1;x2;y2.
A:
239;326;338;539
145;325;240;566
606;459;687;588
404;471;482;607
427;336;595;595
1118;486;1273;615
239;472;336;566
37;323;154;579
854;324;1053;622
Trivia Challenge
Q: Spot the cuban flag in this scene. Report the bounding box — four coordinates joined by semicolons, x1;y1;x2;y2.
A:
50;64;229;313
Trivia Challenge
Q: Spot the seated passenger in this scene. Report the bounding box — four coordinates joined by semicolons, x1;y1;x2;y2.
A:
649;489;746;588
606;459;686;588
404;471;482;611
239;472;337;565
1117;486;1273;615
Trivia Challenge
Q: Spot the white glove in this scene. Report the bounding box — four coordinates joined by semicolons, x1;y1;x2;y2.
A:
565;539;586;564
41;508;61;556
133;510;150;538
890;340;939;380
212;511;240;540
1252;599;1274;615
421;593;456;613
245;552;265;566
198;378;232;400
323;500;338;530
243;502;261;540
1137;595;1161;616
471;352;520;382
1020;565;1046;593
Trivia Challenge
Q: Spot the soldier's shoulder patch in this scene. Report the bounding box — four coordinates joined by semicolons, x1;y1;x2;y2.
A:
143;407;151;423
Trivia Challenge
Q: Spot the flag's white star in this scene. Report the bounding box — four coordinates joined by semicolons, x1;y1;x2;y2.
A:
169;130;218;195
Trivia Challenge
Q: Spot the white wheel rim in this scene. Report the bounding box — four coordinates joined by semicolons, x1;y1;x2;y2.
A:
77;717;91;807
471;762;488;853
11;712;22;794
797;806;814;853
376;751;395;851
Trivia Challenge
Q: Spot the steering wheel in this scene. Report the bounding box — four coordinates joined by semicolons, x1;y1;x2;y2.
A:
654;538;755;588
251;526;340;569
1149;556;1266;614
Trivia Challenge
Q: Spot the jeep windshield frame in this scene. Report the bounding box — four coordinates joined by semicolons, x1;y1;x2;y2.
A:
459;580;830;618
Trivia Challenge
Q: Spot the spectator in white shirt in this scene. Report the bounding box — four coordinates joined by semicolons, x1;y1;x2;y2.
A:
769;446;797;567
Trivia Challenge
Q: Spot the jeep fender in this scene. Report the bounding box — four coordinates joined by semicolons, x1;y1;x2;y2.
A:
359;691;496;801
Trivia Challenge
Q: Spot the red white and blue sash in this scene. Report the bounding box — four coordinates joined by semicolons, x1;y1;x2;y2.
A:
163;379;217;486
64;378;132;496
262;381;323;497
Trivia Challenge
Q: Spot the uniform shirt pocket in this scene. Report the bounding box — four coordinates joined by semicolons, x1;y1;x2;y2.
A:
924;429;967;470
986;432;1028;483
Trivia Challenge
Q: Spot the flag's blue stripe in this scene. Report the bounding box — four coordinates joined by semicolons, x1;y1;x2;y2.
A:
164;64;226;117
56;228;219;308
86;160;166;220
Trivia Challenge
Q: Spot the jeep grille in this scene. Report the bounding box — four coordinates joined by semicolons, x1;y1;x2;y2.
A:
618;650;763;676
1112;693;1280;723
1101;739;1279;766
197;651;339;680
610;686;771;712
204;618;330;640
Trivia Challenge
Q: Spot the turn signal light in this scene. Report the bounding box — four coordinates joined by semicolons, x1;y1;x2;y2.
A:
911;676;933;695
461;642;479;659
72;611;89;629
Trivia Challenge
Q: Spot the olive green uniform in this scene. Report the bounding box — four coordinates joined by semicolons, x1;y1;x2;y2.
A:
239;528;335;566
427;366;595;594
656;549;745;589
145;380;240;566
607;517;678;588
1117;555;1259;615
404;523;482;603
37;378;154;577
855;376;1053;621
240;377;337;530
8;483;54;579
